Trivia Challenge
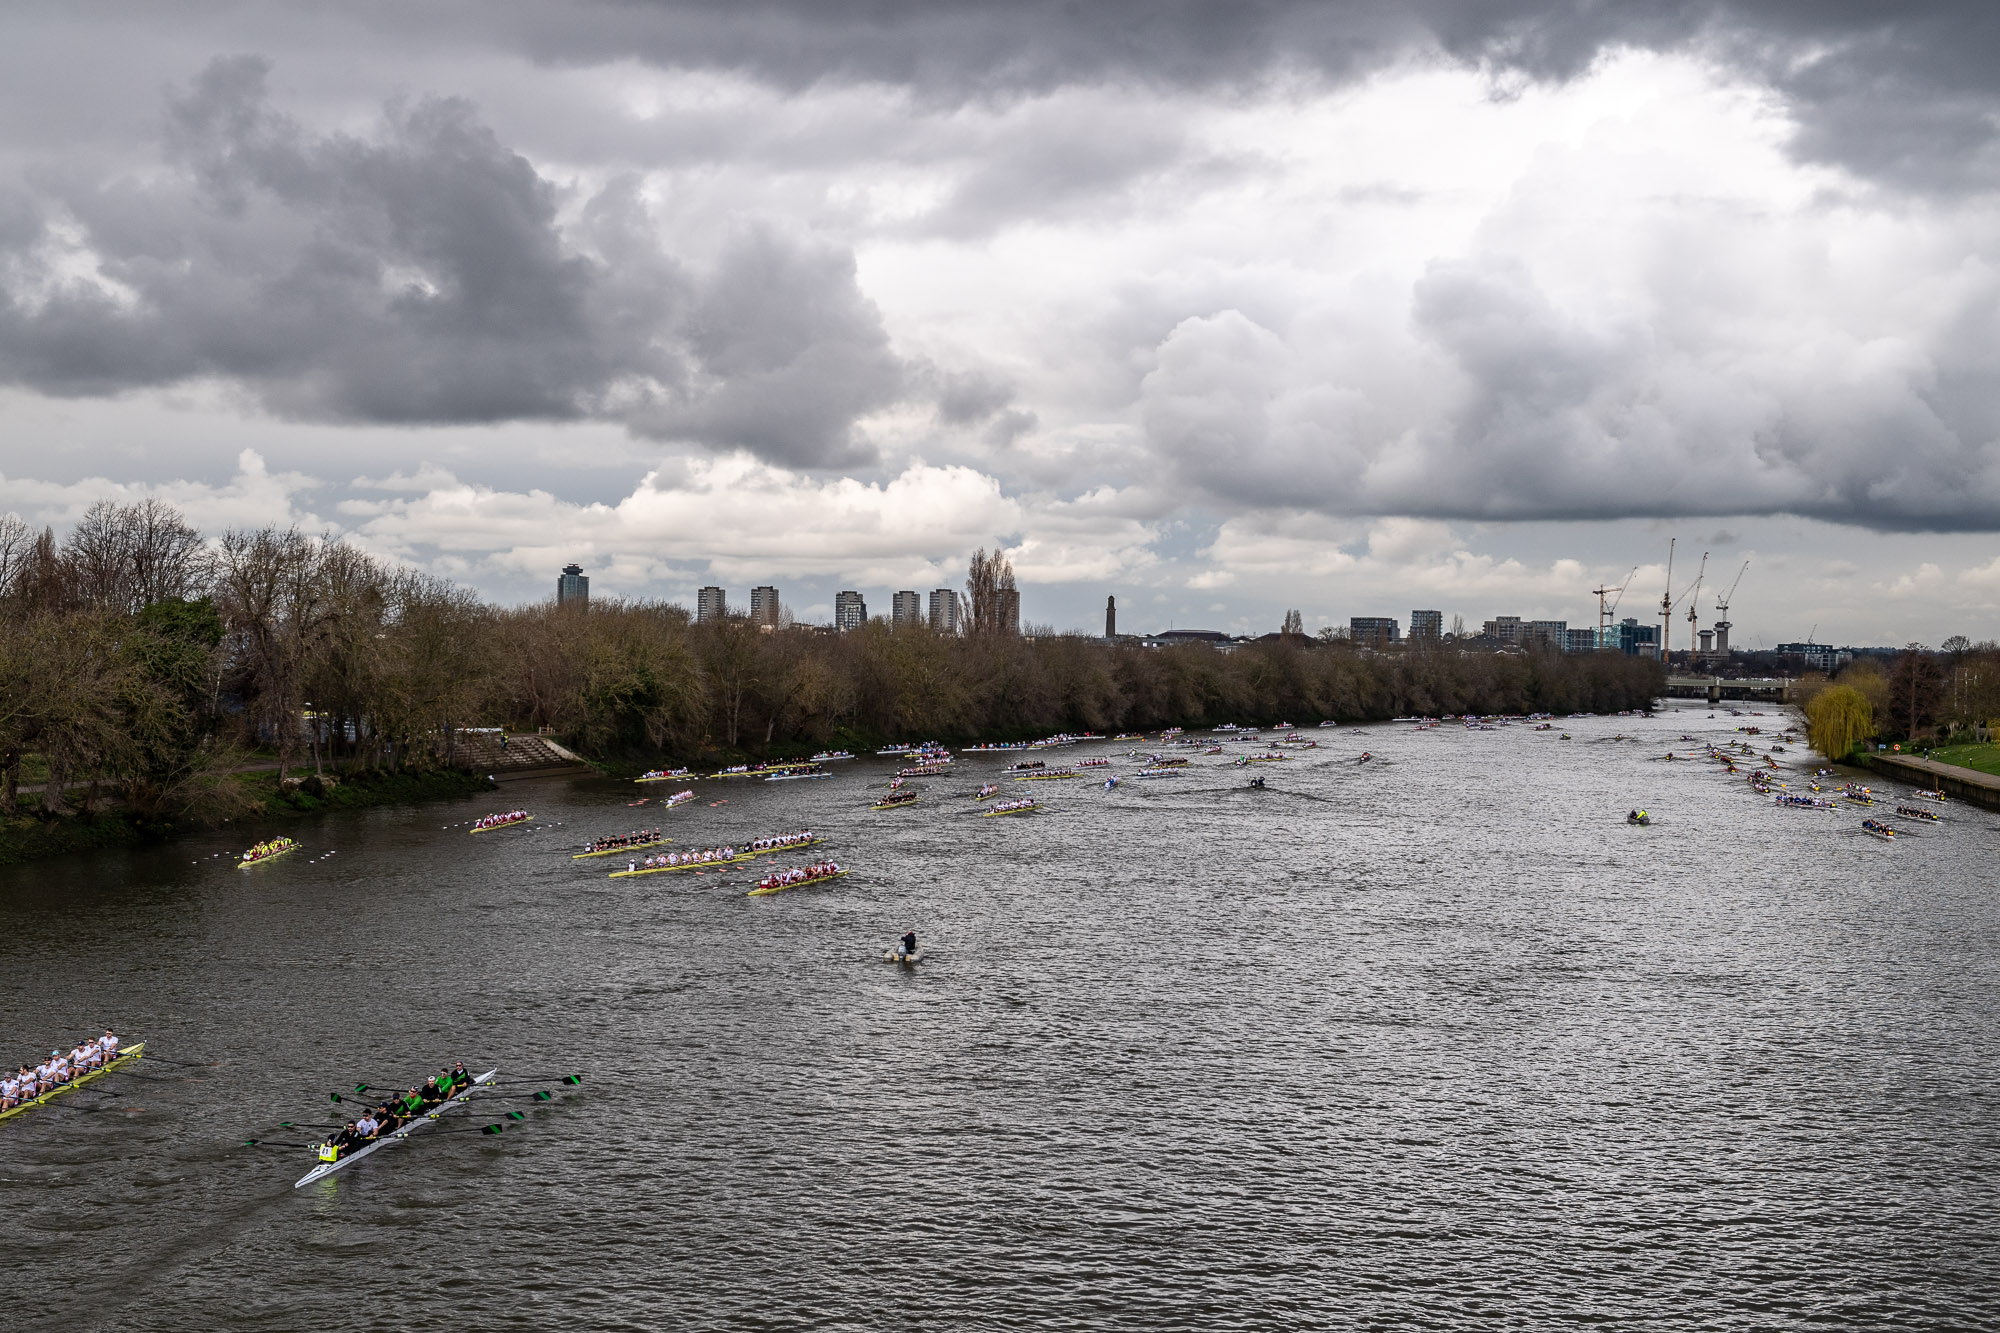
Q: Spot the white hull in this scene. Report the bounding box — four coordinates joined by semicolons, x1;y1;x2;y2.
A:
294;1069;498;1187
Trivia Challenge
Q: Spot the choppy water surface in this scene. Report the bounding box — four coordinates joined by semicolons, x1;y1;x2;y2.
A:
3;705;1997;1330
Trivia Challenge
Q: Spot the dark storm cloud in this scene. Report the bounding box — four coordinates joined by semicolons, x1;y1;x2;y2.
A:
448;0;2000;191
0;57;902;466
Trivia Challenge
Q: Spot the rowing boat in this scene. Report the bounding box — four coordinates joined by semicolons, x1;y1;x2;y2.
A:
295;1069;498;1187
740;837;825;859
572;836;670;859
0;1043;145;1124
469;815;533;834
609;853;752;878
634;770;691;782
981;802;1039;817
747;870;850;896
238;840;300;869
871;796;921;811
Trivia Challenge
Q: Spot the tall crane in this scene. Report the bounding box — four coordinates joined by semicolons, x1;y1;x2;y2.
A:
1683;551;1708;662
1591;566;1638;649
1661;549;1705;667
1658;539;1675;664
1712;560;1748;655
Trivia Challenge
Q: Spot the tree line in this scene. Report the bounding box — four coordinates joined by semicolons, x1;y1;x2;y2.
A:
1800;639;2000;759
0;501;1665;823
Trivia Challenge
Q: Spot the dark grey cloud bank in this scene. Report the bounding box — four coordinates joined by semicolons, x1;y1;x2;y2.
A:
463;0;2000;190
0;57;901;467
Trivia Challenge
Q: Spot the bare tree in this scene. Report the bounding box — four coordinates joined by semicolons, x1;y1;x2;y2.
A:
963;546;1016;637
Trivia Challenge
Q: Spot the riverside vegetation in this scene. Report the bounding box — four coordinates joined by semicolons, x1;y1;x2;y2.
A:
0;502;1663;860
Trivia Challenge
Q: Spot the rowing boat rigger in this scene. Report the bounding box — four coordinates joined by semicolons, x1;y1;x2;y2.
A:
296;1069;499;1187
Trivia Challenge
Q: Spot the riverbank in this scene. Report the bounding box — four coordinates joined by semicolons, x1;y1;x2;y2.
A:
1854;752;2000;812
0;767;499;867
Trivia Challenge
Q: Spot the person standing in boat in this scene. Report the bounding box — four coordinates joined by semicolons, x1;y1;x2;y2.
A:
898;930;918;959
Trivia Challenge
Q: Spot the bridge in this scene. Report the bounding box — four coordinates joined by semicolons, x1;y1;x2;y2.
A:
1664;676;1794;704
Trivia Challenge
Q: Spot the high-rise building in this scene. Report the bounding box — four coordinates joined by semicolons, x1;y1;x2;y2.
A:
749;585;780;628
892;590;922;627
697;586;727;622
1619;617;1659;657
1106;595;1117;638
835;590;867;631
996;587;1020;635
557;563;589;607
928;589;960;634
1410;609;1442;641
1483;615;1525;644
1529;619;1567;650
1351;616;1400;647
1565;628;1599;654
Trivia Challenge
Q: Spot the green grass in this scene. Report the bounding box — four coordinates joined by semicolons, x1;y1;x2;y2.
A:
1918;742;2000;778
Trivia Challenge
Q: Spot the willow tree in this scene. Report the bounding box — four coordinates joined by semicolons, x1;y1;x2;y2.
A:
1806;684;1875;761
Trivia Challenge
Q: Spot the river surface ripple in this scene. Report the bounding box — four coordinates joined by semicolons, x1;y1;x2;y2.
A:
2;704;1996;1330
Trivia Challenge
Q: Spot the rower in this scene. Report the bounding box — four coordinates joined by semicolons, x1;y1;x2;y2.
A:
419;1076;445;1107
328;1121;361;1159
450;1062;471;1093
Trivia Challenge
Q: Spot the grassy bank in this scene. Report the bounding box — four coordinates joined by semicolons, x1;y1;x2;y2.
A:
1914;742;2000;778
0;767;499;868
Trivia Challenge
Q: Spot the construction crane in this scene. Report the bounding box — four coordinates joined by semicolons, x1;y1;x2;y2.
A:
1683;551;1708;663
1712;560;1748;655
1658;539;1675;664
1591;566;1638;649
1662;548;1705;667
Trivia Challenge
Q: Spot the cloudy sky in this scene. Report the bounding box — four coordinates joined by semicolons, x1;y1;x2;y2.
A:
4;2;2000;645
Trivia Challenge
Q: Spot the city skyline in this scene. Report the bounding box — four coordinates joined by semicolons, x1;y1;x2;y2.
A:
5;7;2000;647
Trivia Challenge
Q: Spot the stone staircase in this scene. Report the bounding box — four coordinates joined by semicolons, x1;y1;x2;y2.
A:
451;732;592;781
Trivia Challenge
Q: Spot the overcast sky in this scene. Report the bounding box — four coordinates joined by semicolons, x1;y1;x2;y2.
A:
4;2;2000;645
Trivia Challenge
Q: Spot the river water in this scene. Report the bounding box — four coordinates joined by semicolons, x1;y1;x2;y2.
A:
2;705;1996;1330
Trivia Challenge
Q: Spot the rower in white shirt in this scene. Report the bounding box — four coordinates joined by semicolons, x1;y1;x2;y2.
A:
98;1030;118;1062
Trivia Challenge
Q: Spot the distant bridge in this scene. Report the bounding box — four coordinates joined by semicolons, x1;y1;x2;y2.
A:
1664;676;1793;704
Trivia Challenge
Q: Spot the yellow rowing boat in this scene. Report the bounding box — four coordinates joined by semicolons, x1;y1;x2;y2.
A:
747;870;850;897
469;815;534;834
572;837;671;859
871;797;921;811
237;840;299;869
609;853;751;878
981;803;1040;817
0;1043;144;1124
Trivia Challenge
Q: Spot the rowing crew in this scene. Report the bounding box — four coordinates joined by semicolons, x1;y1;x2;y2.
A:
319;1064;476;1160
632;845;738;871
748;829;814;852
474;810;529;829
637;768;690;780
755;861;844;891
241;837;295;863
989;798;1038;813
3;1031;119;1108
582;828;662;853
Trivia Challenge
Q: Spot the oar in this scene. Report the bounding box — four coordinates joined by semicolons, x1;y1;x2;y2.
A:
241;1138;319;1149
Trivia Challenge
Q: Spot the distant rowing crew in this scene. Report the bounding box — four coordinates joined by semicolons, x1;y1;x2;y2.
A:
576;828;665;856
615;829;817;875
984;798;1039;815
749;861;846;894
318;1064;478;1161
3;1031;120;1108
471;810;531;831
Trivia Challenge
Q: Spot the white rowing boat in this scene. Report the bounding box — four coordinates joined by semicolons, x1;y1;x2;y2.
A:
295;1068;498;1187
